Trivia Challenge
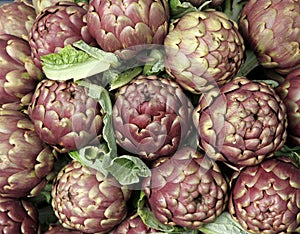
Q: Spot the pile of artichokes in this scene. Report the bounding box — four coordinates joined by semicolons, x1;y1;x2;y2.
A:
0;0;299;233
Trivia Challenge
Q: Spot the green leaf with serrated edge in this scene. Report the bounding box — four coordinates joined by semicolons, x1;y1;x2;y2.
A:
169;0;197;19
109;67;143;90
199;212;251;234
143;49;165;76
275;145;300;168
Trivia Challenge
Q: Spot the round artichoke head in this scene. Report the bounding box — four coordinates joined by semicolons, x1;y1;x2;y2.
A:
86;0;170;55
0;34;43;108
229;156;300;233
143;146;229;230
275;68;300;146
164;9;245;94
0;197;39;234
28;79;104;153
28;1;96;69
0;109;56;198
193;76;287;168
239;0;300;74
0;1;36;41
51;160;132;233
112;75;194;161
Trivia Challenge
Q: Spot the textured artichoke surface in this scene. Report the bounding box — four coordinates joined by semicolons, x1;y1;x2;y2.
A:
0;1;36;41
144;146;228;230
28;1;96;69
86;0;170;54
51;161;132;234
32;0;74;15
112;75;194;161
45;224;84;234
229;156;300;234
164;10;245;94
239;0;300;74
0;197;39;234
0;109;56;198
193;76;287;168
275;68;300;146
0;34;43;107
28;79;103;153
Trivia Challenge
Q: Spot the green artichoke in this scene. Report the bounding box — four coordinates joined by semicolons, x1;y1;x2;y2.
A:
164;10;245;94
51;160;132;233
28;79;103;153
0;109;56;198
0;196;39;234
229;156;300;233
275;68;300;146
193;76;287;168
112;75;194;161
28;1;96;69
32;0;74;15
239;0;300;75
0;1;36;41
143;146;228;230
0;34;43;108
86;0;170;55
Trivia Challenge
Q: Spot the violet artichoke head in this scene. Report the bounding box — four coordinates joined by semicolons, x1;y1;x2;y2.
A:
28;79;103;153
51;161;132;233
229;156;300;233
239;0;300;74
28;1;96;69
45;224;84;234
143;146;229;230
193;76;287;168
112;75;194;161
164;10;245;94
0;109;56;198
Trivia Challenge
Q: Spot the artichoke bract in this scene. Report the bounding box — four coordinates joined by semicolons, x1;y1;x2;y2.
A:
51;160;132;234
229;156;300;234
164;10;245;94
32;0;74;15
28;79;103;153
112;75;194;161
28;1;96;69
239;0;300;74
0;1;36;41
275;68;300;146
0;109;56;198
86;0;170;55
0;34;43;108
0;197;39;234
193;76;287;168
143;146;228;229
45;224;84;233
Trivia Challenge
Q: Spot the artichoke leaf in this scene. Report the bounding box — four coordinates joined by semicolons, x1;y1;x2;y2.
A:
223;0;248;22
275;144;300;168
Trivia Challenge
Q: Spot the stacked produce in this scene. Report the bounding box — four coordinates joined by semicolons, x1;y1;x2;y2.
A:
0;0;299;233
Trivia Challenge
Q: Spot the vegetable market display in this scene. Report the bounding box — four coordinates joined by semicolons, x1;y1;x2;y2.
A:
0;0;299;233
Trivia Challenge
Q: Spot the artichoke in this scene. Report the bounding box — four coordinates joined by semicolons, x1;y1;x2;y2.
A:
143;146;228;230
228;156;300;233
239;0;300;75
112;75;194;161
275;68;300;146
32;0;74;15
51;160;132;233
0;34;43;108
0;109;56;198
110;212;158;233
28;1;96;69
0;196;39;234
45;224;84;234
0;1;36;41
193;76;287;168
28;79;103;153
164;10;245;94
86;0;170;55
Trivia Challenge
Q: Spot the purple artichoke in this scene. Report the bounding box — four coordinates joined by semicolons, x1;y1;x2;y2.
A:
0;109;56;198
229;156;300;233
51;160;132;233
164;10;245;94
143;146;229;230
32;0;74;15
28;79;103;153
193;76;287;168
28;1;96;69
239;0;300;74
112;75;194;161
45;224;84;234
